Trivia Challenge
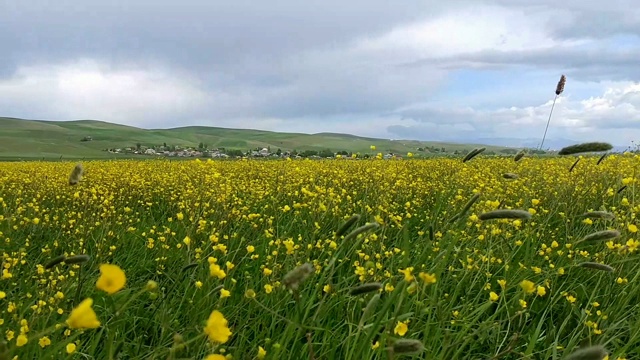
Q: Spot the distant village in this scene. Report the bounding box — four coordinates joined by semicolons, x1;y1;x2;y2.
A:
102;143;408;159
94;137;528;160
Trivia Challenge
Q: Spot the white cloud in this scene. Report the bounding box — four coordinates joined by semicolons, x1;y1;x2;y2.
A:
0;59;212;127
355;5;583;61
392;81;640;145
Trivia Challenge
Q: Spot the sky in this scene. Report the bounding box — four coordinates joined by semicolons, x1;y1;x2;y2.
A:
2;0;639;148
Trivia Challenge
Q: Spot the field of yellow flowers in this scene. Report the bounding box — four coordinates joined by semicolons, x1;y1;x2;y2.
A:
1;154;639;359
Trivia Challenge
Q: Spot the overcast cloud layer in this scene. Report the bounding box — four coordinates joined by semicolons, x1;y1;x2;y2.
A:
2;0;639;148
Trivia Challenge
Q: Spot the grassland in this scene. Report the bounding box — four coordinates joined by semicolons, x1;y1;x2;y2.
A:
0;117;511;160
0;153;637;359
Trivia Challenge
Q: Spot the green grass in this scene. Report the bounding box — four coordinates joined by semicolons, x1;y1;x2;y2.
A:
0;117;513;160
1;155;638;359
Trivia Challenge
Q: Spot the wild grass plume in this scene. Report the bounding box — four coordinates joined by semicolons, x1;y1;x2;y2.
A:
449;193;481;223
335;214;361;238
68;163;84;185
596;153;608;165
558;142;613;155
283;263;314;291
577;262;614;272
564;345;608;360
540;74;567;150
478;209;532;221
349;282;382;296
577;230;621;244
462;147;486;162
578;211;615;221
514;150;526;162
569;158;581;172
391;339;425;355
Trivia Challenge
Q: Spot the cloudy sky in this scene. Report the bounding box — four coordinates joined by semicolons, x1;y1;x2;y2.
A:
2;0;639;147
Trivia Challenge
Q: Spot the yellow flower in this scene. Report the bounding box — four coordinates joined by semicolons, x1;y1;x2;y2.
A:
204;310;232;344
0;291;5;299
418;272;437;284
183;236;191;246
66;298;101;329
372;341;380;349
323;284;332;293
394;321;408;336
520;280;536;294
399;267;414;282
264;284;273;294
66;343;77;354
16;334;28;347
370;145;376;151
246;245;255;253
629;224;638;233
195;281;203;289
205;355;226;360
210;264;227;279
519;299;527;308
96;264;126;295
245;289;256;299
489;292;499;302
536;286;546;297
220;289;231;298
38;336;51;348
257;346;267;359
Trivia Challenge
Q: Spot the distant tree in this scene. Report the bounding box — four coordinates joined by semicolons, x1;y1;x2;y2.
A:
417;147;424;152
276;148;282;156
226;149;244;157
318;149;334;158
136;143;141;151
198;142;204;149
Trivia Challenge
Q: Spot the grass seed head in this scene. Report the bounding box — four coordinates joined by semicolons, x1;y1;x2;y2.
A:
449;193;481;223
555;74;566;95
478;209;532;221
69;163;84;185
579;211;615;221
578;230;621;244
392;339;425;355
463;147;486;163
44;254;67;269
335;214;361;238
343;222;379;242
358;293;381;328
65;254;91;265
565;345;608;360
283;263;314;291
349;282;382;296
558;142;613;156
514;150;526;162
578;262;614;272
503;173;519;179
569;158;581;173
596;153;608;165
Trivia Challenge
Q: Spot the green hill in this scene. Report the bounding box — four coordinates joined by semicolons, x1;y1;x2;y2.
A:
0;117;514;160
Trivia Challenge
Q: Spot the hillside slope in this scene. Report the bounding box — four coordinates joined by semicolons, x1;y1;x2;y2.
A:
0;117;512;159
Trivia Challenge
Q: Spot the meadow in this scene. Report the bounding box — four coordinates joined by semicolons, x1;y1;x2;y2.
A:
0;153;638;359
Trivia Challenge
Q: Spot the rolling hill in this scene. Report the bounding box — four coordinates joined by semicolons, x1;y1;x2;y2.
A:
0;117;514;160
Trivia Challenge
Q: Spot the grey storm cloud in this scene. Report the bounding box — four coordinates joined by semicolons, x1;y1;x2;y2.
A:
1;0;640;144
